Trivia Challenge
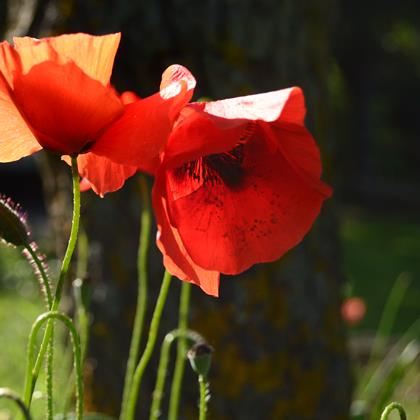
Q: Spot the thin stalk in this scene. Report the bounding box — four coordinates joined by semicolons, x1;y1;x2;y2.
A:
198;375;208;420
150;329;204;420
45;326;54;420
23;156;81;409
123;271;172;420
0;388;32;420
25;312;84;420
168;282;191;420
24;243;52;307
120;175;152;419
24;236;55;420
358;273;411;395
380;402;407;420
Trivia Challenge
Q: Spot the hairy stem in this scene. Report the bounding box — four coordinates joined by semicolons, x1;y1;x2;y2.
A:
198;375;208;420
26;312;84;420
23;156;81;409
150;329;204;420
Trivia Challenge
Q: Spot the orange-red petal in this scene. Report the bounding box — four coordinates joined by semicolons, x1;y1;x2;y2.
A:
12;60;123;154
75;152;137;196
14;33;120;85
153;177;220;296
0;73;41;162
0;41;22;87
92;65;196;174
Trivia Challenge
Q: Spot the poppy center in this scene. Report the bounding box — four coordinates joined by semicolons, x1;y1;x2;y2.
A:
176;143;245;188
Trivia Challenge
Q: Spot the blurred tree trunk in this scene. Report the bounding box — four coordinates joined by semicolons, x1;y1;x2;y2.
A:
33;0;350;418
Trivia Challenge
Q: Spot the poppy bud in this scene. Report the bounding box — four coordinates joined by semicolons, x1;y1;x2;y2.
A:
187;342;213;378
0;196;30;247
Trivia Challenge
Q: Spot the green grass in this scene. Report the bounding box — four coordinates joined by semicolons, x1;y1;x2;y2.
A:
0;245;70;420
341;211;420;334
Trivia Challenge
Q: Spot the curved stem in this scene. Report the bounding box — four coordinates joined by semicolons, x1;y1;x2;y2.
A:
0;388;32;420
380;402;407;420
168;282;191;420
198;375;208;420
120;175;152;419
123;271;172;420
23;156;81;409
23;244;55;419
25;312;84;420
24;244;52;307
150;329;204;420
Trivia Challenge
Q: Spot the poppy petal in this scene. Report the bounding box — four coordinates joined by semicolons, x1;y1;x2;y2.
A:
0;41;22;87
266;123;333;196
153;177;220;296
0;74;41;162
75;152;137;196
162;87;307;169
202;87;306;126
162;105;249;169
92;65;196;174
14;33;120;85
165;127;330;274
12;60;123;154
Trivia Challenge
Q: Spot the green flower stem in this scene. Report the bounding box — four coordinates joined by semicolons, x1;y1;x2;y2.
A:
0;388;32;420
120;175;152;419
25;312;84;420
123;270;173;420
380;402;407;420
168;281;191;420
150;329;204;420
45;326;54;420
24;243;52;307
23;244;55;420
23;156;81;409
198;375;208;420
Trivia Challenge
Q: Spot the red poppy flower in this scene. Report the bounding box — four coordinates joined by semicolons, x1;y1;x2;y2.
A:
153;87;332;296
0;34;195;196
0;33;123;158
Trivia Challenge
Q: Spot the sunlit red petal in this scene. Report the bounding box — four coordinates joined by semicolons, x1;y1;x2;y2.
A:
0;73;41;162
14;33;120;85
264;123;333;196
154;178;220;296
12;61;123;154
92;65;196;173
202;87;306;126
162;87;307;169
164;127;330;274
75;152;137;196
